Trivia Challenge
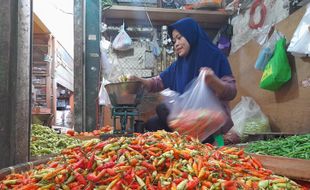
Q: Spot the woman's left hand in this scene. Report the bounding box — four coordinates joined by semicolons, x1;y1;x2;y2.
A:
200;67;216;84
200;67;225;96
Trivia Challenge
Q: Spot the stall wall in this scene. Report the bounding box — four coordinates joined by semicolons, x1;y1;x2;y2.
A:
229;5;310;133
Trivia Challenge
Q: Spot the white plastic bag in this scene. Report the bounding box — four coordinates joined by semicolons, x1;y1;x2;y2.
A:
112;23;132;51
230;96;270;142
168;72;227;142
98;78;111;106
100;38;113;78
160;88;179;111
287;4;310;57
150;31;161;57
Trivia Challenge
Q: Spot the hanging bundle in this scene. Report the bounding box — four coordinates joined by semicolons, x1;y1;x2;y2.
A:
112;21;133;51
248;0;267;29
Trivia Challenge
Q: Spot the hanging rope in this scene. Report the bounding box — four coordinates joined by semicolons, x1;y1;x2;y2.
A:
248;0;267;29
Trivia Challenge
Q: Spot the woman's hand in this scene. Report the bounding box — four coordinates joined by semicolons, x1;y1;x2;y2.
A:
127;75;142;82
127;75;152;92
200;67;216;85
200;67;225;96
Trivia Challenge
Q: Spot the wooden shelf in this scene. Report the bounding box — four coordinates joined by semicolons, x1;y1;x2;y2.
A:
33;44;49;47
33;61;49;65
32;73;48;76
33;84;46;87
102;5;229;29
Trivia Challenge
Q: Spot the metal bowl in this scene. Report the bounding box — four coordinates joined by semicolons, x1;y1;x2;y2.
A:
105;81;145;107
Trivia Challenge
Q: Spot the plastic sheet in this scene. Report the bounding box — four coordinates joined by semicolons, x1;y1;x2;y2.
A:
287;3;310;57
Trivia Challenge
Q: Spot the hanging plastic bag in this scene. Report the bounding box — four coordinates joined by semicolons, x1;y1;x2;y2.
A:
259;37;291;91
112;22;132;51
150;31;161;57
230;96;270;142
98;78;111;106
254;30;282;71
287;4;310;57
168;72;227;142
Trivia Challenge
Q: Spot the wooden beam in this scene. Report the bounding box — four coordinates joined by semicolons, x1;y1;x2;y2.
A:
103;5;229;29
33;13;50;34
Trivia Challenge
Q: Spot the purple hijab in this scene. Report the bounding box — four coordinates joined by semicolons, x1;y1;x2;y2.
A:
160;18;233;94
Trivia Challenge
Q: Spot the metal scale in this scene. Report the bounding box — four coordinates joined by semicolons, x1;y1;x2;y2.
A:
101;81;145;139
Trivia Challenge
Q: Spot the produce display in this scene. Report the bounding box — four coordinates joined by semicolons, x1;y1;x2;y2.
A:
169;109;226;142
1;131;306;189
245;134;310;160
239;119;270;142
31;124;81;156
66;125;113;137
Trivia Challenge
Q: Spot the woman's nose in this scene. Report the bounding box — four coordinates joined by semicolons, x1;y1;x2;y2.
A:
175;41;180;47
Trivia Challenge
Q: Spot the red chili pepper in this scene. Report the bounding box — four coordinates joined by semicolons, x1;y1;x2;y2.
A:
112;179;123;190
187;177;199;190
141;161;156;171
96;162;115;172
222;181;237;190
129;182;140;189
129;145;143;151
181;172;188;178
213;151;221;160
251;157;263;168
157;180;163;190
74;171;87;185
67;182;80;189
19;184;39;190
87;169;106;182
71;185;84;190
173;178;184;185
98;175;120;185
87;152;95;170
72;159;85;170
123;168;134;184
49;162;58;168
129;158;139;166
94;141;108;149
135;169;147;177
86;173;98;182
106;168;117;176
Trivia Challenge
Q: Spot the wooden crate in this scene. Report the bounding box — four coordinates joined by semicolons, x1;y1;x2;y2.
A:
0;157;52;180
250;153;310;182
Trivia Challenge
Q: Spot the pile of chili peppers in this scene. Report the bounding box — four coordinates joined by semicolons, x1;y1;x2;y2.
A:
0;131;307;190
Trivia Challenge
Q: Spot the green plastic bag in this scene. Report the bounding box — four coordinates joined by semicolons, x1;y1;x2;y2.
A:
259;38;291;91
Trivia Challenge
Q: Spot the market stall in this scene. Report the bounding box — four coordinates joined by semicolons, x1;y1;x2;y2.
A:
1;0;310;189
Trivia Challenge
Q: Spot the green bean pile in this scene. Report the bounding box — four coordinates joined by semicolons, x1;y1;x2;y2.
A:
31;124;81;156
245;134;310;160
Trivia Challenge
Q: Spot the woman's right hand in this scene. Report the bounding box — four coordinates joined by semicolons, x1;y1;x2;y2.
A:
127;75;151;92
127;75;142;82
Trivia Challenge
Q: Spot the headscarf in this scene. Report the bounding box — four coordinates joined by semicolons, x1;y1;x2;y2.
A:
160;17;233;94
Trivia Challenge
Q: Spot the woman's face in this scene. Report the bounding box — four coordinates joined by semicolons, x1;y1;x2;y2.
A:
172;29;190;57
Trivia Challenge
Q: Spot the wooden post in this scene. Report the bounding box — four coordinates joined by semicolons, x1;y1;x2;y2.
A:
0;0;32;168
74;0;86;132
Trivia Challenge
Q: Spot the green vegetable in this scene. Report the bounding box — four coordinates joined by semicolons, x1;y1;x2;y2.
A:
245;134;310;159
30;124;81;156
241;118;270;142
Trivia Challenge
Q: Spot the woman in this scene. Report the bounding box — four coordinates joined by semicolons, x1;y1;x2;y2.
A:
131;18;237;144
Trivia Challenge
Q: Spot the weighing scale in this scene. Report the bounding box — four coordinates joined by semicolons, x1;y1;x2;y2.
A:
100;81;145;140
